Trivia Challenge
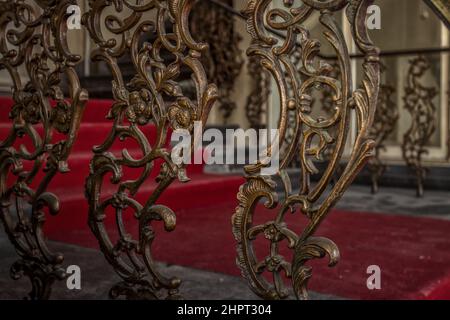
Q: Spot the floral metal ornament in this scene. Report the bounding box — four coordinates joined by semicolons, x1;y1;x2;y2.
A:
0;0;88;299
83;0;218;300
402;55;438;197
233;0;380;300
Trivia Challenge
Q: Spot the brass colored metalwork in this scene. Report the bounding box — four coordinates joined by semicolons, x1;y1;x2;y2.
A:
368;64;398;194
233;0;380;300
318;61;343;184
321;62;341;117
282;48;315;169
402;56;438;197
245;55;271;128
0;0;87;299
320;61;340;161
191;0;244;123
83;0;217;300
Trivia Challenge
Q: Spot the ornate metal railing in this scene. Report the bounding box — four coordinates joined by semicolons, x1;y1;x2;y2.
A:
232;0;380;300
206;0;419;189
83;0;217;300
402;55;438;197
0;0;381;300
0;0;87;299
368;63;398;194
364;51;443;197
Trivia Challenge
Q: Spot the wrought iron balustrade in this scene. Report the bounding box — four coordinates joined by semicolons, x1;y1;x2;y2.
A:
0;0;88;299
336;49;447;197
231;0;380;300
82;0;217;300
0;0;381;300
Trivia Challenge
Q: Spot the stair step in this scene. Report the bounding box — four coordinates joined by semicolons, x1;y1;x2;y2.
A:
0;121;165;152
44;172;244;239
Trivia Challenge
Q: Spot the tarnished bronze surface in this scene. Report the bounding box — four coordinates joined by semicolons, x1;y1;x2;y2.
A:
83;0;217;300
401;56;438;197
319;61;341;176
0;0;87;299
368;63;398;194
233;0;380;300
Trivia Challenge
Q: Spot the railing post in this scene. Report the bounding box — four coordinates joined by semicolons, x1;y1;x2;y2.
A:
233;0;380;300
401;55;438;197
0;0;88;299
368;63;398;194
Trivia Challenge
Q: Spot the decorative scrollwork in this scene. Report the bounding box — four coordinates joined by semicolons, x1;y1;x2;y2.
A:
319;60;341;169
368;63;398;194
233;0;380;300
83;0;217;300
401;55;438;197
0;0;88;300
191;0;244;123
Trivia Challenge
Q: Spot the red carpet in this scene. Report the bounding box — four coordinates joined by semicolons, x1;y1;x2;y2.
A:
2;96;450;299
156;206;450;300
45;201;450;300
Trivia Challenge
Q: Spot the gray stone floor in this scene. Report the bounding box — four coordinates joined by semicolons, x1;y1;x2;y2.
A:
0;232;336;300
336;185;450;220
1;184;449;300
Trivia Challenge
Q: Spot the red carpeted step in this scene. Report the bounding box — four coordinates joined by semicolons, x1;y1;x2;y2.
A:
44;172;244;237
83;99;114;123
0;96;12;121
0;122;161;153
5;96;450;300
45;202;450;300
144;207;450;300
0;96;113;123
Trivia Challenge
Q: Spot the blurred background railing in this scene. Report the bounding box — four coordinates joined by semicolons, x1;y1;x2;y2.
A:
188;0;450;197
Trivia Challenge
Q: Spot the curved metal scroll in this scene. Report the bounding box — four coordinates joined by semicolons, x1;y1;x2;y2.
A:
401;56;438;197
83;0;217;300
233;0;380;300
0;0;88;299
